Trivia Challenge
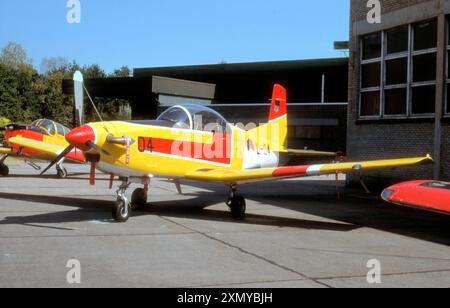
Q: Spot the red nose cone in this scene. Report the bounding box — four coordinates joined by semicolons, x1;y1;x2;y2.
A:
66;125;95;151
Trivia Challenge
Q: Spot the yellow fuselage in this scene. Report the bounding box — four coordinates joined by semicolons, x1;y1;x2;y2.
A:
86;121;279;178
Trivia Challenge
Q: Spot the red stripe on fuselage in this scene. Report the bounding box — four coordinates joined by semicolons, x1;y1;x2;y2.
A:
137;134;232;165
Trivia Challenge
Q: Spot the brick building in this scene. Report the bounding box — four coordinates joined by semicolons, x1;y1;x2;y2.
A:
348;0;450;186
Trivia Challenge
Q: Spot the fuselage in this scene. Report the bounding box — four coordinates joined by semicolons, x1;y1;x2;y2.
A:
81;119;280;178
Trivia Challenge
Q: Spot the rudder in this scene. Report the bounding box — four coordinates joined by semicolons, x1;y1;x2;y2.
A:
248;84;288;152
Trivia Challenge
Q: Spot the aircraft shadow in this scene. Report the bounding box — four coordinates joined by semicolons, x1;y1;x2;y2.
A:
181;180;450;246
0;192;358;232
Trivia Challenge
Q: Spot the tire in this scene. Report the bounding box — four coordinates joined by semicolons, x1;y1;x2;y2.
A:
229;196;246;219
0;164;9;177
131;188;147;210
112;199;131;223
56;167;68;179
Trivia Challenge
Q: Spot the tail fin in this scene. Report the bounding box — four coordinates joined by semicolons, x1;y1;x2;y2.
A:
73;71;84;126
248;84;288;152
269;84;287;123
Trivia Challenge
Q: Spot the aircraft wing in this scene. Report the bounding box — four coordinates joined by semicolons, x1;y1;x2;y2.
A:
282;149;337;156
7;137;83;163
9;137;66;155
186;155;433;184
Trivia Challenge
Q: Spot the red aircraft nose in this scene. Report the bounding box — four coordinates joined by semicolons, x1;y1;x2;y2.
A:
66;125;95;151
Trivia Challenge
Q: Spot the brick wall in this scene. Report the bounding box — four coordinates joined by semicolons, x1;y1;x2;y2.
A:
348;0;443;188
351;0;434;22
441;123;450;179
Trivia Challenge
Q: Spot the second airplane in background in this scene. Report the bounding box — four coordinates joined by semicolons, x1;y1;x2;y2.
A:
0;72;87;178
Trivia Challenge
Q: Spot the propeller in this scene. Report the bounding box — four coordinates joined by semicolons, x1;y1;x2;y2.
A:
40;71;111;179
40;145;75;176
86;141;111;156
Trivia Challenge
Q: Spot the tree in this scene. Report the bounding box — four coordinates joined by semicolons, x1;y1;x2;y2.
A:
40;57;70;75
82;64;106;79
0;62;40;123
112;66;131;77
0;42;31;70
0;42;133;126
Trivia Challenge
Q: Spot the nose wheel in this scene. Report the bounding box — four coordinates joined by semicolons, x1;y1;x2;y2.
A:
227;185;246;219
56;165;68;178
113;178;131;222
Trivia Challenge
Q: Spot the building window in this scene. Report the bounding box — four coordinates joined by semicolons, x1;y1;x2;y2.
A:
288;126;335;140
360;19;437;118
362;32;382;60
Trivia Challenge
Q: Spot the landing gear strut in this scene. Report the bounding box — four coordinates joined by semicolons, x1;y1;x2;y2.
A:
226;185;246;219
0;155;9;177
113;177;131;222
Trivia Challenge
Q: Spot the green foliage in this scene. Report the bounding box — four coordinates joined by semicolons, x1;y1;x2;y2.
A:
0;42;31;69
0;117;10;143
0;117;10;127
112;66;131;77
0;42;133;127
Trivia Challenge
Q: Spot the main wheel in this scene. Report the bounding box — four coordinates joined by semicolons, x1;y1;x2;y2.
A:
112;199;131;223
131;188;147;210
229;196;246;219
0;164;9;177
56;167;68;179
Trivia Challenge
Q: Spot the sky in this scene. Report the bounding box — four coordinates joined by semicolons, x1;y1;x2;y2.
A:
0;0;350;74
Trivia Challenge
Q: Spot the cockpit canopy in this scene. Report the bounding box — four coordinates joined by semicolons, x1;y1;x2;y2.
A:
31;119;70;136
157;105;229;133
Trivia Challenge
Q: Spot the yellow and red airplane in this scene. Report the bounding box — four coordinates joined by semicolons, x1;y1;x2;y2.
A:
0;120;85;177
42;75;434;222
0;72;86;178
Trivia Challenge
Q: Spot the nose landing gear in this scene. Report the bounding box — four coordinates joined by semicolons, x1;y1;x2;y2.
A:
112;176;151;222
56;164;68;179
113;178;131;222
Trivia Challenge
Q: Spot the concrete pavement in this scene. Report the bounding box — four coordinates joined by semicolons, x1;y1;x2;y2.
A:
0;163;449;288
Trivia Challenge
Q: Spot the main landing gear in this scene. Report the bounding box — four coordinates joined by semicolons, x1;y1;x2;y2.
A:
112;177;149;222
110;178;246;223
226;184;246;219
0;155;9;177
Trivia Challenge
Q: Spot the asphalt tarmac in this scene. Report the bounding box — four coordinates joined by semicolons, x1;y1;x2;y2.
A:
0;162;449;288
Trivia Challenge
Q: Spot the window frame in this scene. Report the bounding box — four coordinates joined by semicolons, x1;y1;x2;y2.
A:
359;19;438;120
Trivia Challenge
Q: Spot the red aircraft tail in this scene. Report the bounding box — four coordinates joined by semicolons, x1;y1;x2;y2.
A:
269;84;287;123
248;84;288;152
